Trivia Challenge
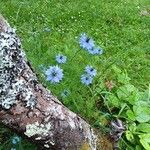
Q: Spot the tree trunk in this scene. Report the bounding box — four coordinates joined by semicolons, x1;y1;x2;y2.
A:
0;14;97;150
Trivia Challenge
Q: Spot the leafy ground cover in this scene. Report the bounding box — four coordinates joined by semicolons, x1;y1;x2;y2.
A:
0;0;150;149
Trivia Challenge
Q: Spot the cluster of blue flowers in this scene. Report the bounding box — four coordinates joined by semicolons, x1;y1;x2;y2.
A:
81;65;97;85
42;33;103;97
79;33;103;55
44;54;67;84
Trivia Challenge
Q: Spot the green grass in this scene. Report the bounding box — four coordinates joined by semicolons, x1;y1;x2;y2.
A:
0;0;150;149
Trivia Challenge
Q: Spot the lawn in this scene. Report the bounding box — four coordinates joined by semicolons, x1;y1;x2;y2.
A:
0;0;150;150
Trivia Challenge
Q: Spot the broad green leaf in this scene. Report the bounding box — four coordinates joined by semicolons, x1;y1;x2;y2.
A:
135;145;143;150
133;101;150;123
129;123;137;133
117;84;138;104
139;134;150;150
126;131;134;141
137;123;150;133
126;110;136;121
140;88;150;102
117;85;129;99
117;72;131;84
112;65;122;74
117;84;135;99
127;89;140;105
107;94;120;108
136;115;150;123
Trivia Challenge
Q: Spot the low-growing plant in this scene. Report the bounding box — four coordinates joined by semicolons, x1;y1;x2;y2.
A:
101;66;150;150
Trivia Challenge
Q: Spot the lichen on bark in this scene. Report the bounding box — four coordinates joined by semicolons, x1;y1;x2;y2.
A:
25;121;52;137
0;27;37;109
0;15;97;150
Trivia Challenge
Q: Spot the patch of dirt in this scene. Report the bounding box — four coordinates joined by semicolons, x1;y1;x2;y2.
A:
95;130;113;150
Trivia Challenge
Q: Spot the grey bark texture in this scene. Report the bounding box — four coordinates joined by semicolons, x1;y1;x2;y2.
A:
0;15;97;150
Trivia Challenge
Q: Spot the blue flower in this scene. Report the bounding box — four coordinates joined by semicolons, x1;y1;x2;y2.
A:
81;74;93;85
87;48;97;55
56;54;67;64
79;33;95;50
85;65;97;77
88;47;103;55
45;65;64;83
12;136;21;145
93;47;103;55
61;89;70;98
79;33;104;55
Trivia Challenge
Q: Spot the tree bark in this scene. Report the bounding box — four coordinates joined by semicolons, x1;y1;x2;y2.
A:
0;14;97;150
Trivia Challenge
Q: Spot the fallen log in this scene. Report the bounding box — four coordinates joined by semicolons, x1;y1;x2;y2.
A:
0;14;97;150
